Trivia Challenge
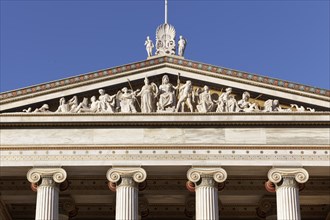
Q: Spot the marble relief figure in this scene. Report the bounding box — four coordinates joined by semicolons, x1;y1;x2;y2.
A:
157;75;178;112
137;77;158;113
98;89;116;113
117;87;139;113
196;86;214;113
56;97;70;113
176;80;194;112
237;92;259;112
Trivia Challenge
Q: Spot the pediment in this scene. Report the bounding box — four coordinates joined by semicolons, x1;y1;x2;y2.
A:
1;55;329;114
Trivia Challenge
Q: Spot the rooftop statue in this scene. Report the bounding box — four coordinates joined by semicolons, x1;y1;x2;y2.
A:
177;36;187;57
144;36;154;57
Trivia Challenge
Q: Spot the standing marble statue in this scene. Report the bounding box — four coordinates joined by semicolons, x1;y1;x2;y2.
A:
145;36;154;57
176;80;194;112
196;85;214;113
157;75;178;111
178;35;186;57
137;77;158;113
117;87;140;113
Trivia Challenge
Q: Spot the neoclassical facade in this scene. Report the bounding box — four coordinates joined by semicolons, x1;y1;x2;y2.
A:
0;6;329;220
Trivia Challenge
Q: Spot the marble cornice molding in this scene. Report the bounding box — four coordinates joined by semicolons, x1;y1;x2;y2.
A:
267;167;309;184
26;167;67;184
106;167;147;184
187;167;227;183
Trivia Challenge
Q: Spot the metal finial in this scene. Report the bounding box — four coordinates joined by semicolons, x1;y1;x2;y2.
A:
165;0;168;24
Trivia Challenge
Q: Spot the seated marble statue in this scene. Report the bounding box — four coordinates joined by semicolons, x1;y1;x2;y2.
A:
117;87;140;113
157;75;178;111
237;91;259;112
176;80;194;112
137;77;158;113
98;89;116;113
196;85;214;113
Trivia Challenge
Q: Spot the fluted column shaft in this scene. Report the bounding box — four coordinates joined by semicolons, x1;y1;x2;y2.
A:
276;177;300;220
187;167;227;220
116;177;138;220
195;177;218;220
107;167;147;220
27;168;67;220
267;168;309;220
35;177;59;220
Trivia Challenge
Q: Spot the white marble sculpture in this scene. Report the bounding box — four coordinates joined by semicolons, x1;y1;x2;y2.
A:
117;87;139;113
21;78;319;114
196;85;214;113
157;75;178;112
145;36;154;57
98;89;116;113
214;88;236;112
155;23;176;55
237;91;260;112
290;104;305;112
178;35;186;57
176;80;194;112
56;97;70;113
137;77;158;113
23;104;50;113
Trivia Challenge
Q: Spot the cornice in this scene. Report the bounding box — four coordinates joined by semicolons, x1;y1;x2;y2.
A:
1;112;329;128
1;56;329;104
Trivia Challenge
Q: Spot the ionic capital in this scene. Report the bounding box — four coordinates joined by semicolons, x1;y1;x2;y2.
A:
27;168;67;184
187;167;227;183
106;167;147;183
267;168;309;184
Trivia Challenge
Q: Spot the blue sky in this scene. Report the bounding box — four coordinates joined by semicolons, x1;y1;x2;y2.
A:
1;0;329;92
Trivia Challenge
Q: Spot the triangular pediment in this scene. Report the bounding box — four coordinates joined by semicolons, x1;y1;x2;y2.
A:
1;55;329;113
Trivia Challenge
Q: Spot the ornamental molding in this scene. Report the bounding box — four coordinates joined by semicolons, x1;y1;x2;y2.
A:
26;168;67;184
267;168;309;184
106;167;147;183
187;167;227;183
1;56;328;106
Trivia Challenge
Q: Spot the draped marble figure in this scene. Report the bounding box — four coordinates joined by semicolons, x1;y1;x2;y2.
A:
157;75;178;111
137;77;158;113
196;85;214;113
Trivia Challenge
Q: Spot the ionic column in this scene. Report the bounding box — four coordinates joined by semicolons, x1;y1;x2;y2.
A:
187;167;227;220
106;167;147;220
267;168;309;220
27;168;67;220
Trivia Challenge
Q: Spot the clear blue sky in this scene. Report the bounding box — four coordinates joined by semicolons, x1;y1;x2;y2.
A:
1;0;329;92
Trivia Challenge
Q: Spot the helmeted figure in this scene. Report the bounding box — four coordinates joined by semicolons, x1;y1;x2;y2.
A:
137;77;158;113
